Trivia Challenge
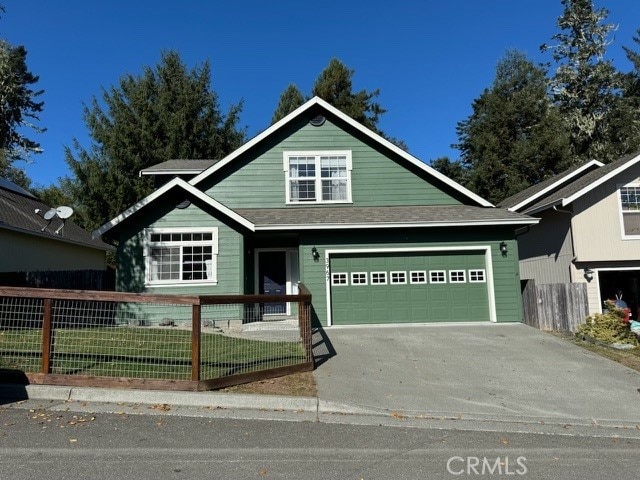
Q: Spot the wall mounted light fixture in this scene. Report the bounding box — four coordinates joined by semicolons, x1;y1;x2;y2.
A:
584;268;594;281
499;241;508;256
311;246;320;262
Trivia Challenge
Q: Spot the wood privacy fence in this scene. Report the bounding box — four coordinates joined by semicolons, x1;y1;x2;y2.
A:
0;285;313;391
522;280;589;332
0;269;115;291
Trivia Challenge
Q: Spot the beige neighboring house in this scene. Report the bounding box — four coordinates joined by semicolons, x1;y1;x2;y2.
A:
0;177;112;272
500;151;640;318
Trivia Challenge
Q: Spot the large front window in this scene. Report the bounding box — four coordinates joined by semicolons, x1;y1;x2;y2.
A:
144;228;218;285
285;151;352;204
619;184;640;237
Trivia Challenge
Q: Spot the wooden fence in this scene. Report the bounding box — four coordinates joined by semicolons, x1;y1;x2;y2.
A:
0;284;313;391
0;269;115;291
522;280;589;332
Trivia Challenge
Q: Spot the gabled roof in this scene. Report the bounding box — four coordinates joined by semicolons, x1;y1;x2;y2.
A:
0;178;113;251
189;96;493;208
92;177;255;237
512;151;640;215
139;159;218;177
500;159;603;212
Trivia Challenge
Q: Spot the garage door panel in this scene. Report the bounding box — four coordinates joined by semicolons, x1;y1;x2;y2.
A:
330;251;490;325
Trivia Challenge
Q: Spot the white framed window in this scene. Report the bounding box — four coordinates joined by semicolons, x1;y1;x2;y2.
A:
390;271;407;284
144;228;218;286
410;271;427;284
284;151;352;204
430;270;446;284
449;270;466;283
371;272;387;285
351;272;368;285
332;272;348;286
619;183;640;237
469;269;486;283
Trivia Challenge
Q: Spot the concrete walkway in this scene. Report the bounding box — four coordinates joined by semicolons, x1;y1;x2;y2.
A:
313;323;640;427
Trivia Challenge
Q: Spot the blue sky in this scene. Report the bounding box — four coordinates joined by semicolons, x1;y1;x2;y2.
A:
3;0;640;188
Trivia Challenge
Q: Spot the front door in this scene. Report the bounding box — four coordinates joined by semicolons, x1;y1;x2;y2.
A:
258;251;287;314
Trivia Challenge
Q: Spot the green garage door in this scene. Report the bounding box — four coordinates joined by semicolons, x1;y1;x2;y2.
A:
329;251;490;325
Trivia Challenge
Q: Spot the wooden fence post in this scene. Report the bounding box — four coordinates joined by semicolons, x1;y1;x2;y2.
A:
41;298;52;374
297;296;313;365
191;303;201;382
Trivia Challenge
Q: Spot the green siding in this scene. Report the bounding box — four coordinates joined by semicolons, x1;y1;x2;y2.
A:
116;201;243;296
201;116;463;208
298;228;522;326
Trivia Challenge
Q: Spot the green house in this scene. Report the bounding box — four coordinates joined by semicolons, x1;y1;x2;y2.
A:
94;97;536;326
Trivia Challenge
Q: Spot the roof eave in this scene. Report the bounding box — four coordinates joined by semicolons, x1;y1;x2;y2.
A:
253;218;539;231
1;223;114;252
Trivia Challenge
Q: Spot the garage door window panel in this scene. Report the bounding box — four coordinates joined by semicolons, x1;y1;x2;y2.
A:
351;272;368;285
390;271;407;284
332;272;348;286
371;272;388;285
449;270;466;283
430;271;447;284
469;270;486;283
410;271;427;284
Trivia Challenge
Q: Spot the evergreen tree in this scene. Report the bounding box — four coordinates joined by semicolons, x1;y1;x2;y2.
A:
311;58;385;133
271;83;305;124
455;50;571;204
542;0;621;162
0;39;45;187
65;50;245;230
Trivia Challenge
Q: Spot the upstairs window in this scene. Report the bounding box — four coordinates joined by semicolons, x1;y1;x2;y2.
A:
144;228;218;285
619;183;640;237
285;151;352;204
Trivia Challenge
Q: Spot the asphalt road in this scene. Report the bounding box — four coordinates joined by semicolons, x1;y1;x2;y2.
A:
1;407;639;480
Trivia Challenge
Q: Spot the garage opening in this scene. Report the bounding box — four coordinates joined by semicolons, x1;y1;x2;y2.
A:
598;270;640;320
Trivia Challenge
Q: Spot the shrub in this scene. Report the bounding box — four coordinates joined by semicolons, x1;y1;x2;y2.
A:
577;301;638;345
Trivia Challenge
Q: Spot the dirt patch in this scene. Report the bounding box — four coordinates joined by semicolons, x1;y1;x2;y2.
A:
220;371;317;397
553;332;640;373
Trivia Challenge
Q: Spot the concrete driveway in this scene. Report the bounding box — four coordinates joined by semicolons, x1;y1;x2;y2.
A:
313;323;640;427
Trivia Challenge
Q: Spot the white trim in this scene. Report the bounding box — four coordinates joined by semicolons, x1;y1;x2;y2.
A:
469;269;487;283
449;270;466;283
143;227;218;286
283;150;353;205
189;97;493;207
508;160;604;212
409;270;427;284
562;152;640;207
140;169;205;176
390;271;407;285
370;271;388;285
324;246;498;326
616;181;640;240
93;177;255;237
430;270;447;284
351;272;368;285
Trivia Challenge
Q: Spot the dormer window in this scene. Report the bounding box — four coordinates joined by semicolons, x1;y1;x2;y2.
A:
619;182;640;237
284;151;352;204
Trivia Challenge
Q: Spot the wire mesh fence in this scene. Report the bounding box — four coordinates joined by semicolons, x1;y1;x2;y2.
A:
0;287;313;389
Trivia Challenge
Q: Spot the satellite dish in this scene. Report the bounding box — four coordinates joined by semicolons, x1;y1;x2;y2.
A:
56;206;74;219
43;208;57;220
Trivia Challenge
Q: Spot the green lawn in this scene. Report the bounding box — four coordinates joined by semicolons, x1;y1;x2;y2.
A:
0;327;306;380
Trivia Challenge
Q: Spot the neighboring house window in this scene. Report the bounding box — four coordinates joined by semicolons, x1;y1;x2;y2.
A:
410;271;427;284
449;270;466;283
619;184;640;236
332;273;348;285
469;270;486;283
430;271;446;284
144;228;218;285
390;271;407;284
284;151;352;204
351;272;368;285
371;272;387;285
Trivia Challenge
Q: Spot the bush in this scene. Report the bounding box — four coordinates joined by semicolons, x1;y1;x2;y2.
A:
577;302;638;345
